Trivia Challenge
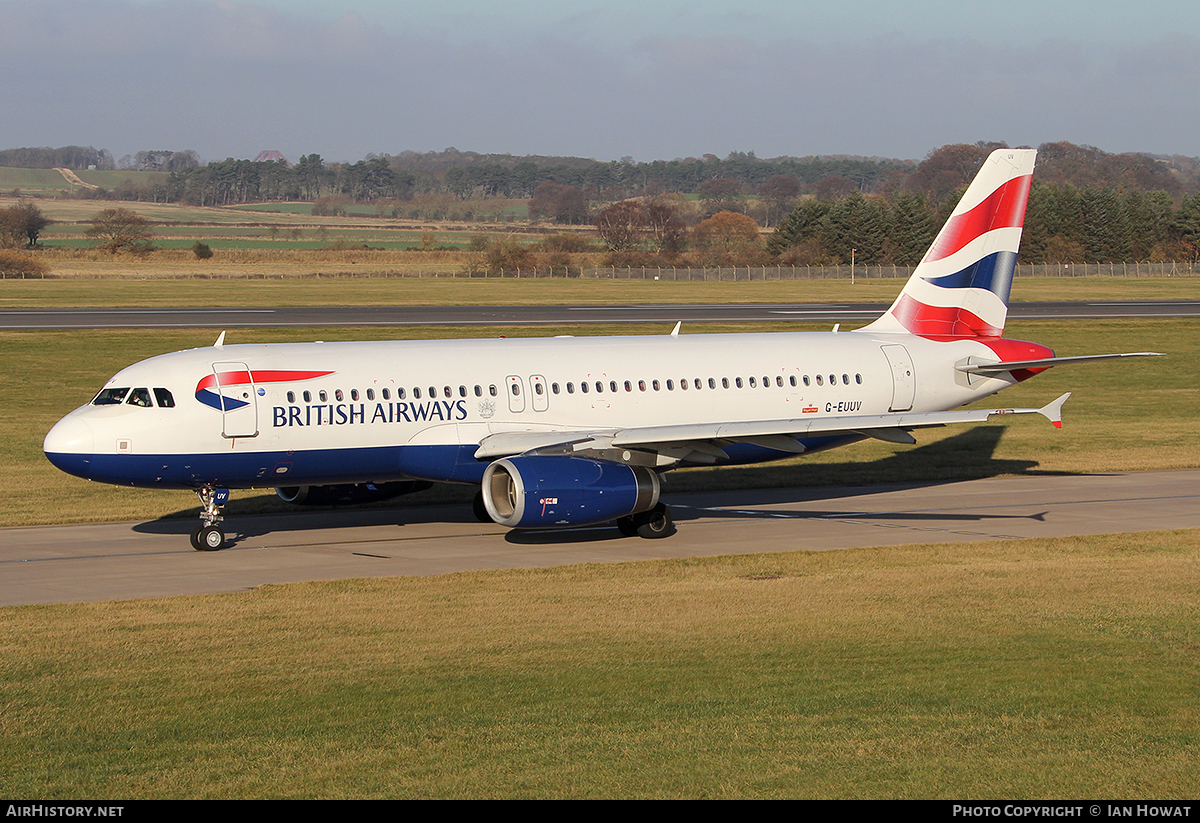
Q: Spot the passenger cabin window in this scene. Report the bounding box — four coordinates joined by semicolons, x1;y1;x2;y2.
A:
287;391;296;403
303;390;312;402
92;388;129;405
153;388;175;408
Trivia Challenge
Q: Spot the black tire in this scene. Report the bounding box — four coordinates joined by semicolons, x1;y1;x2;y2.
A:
615;515;639;537
195;525;225;551
635;504;675;539
472;490;493;523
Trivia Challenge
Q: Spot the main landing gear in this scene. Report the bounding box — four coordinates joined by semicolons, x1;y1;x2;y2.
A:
616;503;675;539
191;485;229;551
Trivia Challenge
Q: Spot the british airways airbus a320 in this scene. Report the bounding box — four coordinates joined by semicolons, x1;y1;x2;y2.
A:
44;150;1158;550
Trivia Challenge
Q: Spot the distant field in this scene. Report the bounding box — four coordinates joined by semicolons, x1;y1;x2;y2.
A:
0;167;166;194
0;167;77;193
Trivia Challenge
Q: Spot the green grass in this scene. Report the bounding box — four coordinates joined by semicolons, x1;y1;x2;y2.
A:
0;167;168;194
4;318;1193;528
0;167;76;192
2;530;1197;798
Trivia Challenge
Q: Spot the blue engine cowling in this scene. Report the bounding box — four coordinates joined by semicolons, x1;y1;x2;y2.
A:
481;456;661;529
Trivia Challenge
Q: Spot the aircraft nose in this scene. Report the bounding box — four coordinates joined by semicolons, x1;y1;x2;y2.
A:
44;413;95;478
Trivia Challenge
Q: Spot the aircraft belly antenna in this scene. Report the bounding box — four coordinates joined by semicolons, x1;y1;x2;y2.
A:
670;322;681;337
214;331;226;348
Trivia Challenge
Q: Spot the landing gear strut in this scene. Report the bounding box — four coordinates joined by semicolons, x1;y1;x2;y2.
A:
191;485;229;551
616;503;675;539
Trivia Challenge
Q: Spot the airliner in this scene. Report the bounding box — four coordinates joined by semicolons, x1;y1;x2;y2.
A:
44;149;1158;550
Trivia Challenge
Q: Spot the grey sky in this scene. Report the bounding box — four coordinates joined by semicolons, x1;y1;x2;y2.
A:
4;0;1197;164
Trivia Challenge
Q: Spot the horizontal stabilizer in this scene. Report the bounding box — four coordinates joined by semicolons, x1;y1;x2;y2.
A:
957;352;1163;374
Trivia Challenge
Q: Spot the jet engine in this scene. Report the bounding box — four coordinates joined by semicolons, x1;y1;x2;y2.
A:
480;455;660;530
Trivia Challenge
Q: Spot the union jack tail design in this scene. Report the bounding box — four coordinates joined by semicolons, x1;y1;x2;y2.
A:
861;149;1036;338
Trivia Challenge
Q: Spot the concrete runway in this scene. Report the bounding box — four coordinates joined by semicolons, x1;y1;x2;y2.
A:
4;300;1200;329
4;469;1197;607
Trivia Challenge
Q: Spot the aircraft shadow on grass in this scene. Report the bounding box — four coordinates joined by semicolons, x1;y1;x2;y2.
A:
134;425;1077;548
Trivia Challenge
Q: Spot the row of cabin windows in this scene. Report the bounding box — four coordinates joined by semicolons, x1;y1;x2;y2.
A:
285;372;864;404
287;384;500;404
92;387;175;408
547;372;863;395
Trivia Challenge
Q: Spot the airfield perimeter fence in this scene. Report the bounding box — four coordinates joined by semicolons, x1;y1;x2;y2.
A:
4;261;1197;279
564;261;1197;280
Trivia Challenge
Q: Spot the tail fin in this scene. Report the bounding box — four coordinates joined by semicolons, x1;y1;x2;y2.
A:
860;148;1036;338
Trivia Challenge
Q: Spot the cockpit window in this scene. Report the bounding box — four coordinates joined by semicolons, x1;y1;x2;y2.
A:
153;388;175;408
127;388;153;407
92;388;129;405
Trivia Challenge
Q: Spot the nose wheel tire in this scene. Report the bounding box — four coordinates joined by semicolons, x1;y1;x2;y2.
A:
191;525;226;552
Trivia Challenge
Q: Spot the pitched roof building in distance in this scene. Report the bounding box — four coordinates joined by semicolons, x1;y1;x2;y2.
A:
254;150;290;165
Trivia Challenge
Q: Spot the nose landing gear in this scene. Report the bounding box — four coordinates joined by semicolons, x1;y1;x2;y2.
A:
191;485;229;551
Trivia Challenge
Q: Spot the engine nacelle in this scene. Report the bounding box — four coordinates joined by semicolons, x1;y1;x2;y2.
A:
481;455;660;529
275;481;432;506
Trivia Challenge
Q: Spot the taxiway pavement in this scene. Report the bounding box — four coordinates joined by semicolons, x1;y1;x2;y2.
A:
3;469;1197;606
4;300;1200;330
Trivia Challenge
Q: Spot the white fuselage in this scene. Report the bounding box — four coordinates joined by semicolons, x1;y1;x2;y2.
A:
44;330;1019;491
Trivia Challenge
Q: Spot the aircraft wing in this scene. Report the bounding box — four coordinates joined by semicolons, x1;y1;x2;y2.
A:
475;393;1071;465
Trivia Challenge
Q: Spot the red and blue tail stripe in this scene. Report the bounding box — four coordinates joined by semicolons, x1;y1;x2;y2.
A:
861;149;1036;339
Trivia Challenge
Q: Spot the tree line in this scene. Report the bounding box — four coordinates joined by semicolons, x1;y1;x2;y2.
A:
5;141;1199;265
